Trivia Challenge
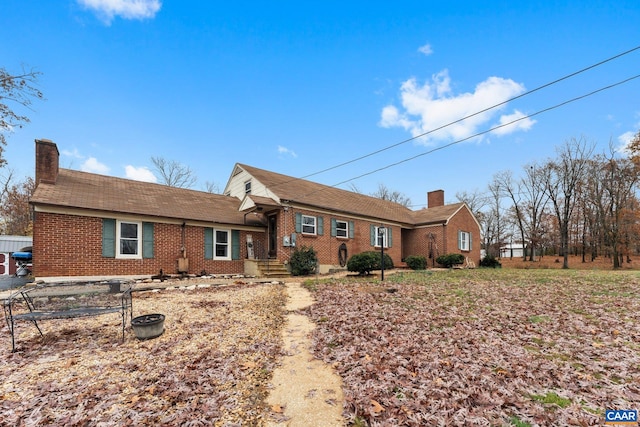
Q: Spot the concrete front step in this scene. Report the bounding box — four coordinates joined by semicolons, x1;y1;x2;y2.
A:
255;260;291;278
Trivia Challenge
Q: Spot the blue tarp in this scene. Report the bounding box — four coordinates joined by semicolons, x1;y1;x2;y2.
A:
11;251;32;260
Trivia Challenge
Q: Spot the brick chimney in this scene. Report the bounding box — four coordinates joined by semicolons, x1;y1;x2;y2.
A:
35;138;59;186
427;190;444;208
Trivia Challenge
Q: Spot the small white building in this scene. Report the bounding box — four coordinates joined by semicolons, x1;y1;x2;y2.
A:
0;236;32;275
500;243;526;258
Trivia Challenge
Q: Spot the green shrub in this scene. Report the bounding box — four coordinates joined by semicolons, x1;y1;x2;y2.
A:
405;255;427;270
289;246;318;276
479;254;502;268
435;253;465;268
347;251;394;275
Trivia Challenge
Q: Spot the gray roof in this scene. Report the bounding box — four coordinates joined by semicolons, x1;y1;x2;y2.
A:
0;236;32;253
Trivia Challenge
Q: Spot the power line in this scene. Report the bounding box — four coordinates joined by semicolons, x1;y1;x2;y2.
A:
250;45;640;198
298;73;640;200
244;46;640;204
297;45;640;181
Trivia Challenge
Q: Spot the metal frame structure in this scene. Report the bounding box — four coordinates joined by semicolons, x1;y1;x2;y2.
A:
3;280;133;352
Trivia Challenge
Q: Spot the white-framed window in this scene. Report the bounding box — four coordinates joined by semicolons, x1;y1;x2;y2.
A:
215;229;230;259
336;220;348;238
374;226;388;248
302;215;317;235
117;221;141;259
458;230;471;251
205;228;232;260
244;180;252;195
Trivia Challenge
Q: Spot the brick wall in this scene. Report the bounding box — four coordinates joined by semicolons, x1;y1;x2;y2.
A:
33;207;480;277
445;207;482;265
401;225;446;267
35;139;59;185
33;212;245;277
399;207;481;267
272;208;402;271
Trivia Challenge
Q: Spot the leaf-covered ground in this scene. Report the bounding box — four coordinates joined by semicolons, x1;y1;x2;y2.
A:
1;282;287;426
3;271;640;426
303;269;640;426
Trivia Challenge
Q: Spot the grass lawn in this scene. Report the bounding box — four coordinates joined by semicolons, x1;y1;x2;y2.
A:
303;269;640;426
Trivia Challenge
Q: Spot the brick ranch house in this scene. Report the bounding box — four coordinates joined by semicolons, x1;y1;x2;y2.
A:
30;139;481;279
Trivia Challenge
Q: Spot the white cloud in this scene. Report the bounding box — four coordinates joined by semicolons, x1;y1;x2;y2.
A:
78;0;161;24
617;131;636;154
61;148;83;159
491;110;536;136
278;145;297;158
418;43;433;56
379;69;532;143
81;157;110;174
124;165;157;182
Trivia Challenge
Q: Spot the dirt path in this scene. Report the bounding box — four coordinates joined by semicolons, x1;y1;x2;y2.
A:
266;282;345;426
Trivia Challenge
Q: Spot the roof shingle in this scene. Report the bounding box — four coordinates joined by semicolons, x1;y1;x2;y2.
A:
31;169;247;225
237;164;418;224
30;166;466;228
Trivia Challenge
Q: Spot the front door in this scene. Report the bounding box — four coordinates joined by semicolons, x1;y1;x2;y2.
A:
268;214;277;258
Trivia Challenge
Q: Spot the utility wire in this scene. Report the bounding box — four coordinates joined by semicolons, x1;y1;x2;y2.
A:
251;45;640;197
297;73;640;200
297;45;640;181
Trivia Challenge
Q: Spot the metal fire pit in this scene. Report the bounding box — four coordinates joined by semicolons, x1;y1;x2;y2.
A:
131;313;165;340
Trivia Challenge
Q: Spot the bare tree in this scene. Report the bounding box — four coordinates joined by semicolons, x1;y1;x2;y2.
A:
486;177;505;257
521;162;550;261
203;180;220;194
1;67;44;167
587;144;639;268
541;137;594;269
151;156;197;188
493;170;528;260
0;172;35;235
370;183;412;208
455;189;487;218
480;205;500;258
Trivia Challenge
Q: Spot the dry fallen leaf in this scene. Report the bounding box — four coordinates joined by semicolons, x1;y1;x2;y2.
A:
370;399;384;414
304;270;638;426
0;280;288;426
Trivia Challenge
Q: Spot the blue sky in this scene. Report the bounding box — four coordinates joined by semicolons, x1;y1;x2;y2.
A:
2;1;639;208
